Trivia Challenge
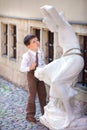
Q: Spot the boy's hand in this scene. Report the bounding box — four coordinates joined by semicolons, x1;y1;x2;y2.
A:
30;62;37;70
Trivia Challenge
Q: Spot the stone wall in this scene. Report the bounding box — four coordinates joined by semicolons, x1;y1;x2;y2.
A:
0;16;87;90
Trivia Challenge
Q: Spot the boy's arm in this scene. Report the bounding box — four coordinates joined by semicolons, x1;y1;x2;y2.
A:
20;55;30;72
20;54;36;72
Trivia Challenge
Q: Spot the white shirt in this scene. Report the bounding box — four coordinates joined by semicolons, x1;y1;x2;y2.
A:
20;49;45;72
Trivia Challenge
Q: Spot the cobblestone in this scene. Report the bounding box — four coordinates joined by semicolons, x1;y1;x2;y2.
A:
0;76;49;130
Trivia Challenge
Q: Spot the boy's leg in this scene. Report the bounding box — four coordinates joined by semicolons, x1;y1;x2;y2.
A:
37;81;47;115
26;71;37;123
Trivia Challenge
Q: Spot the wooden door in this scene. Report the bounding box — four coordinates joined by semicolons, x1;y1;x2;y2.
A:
83;36;87;85
35;29;40;41
48;31;54;63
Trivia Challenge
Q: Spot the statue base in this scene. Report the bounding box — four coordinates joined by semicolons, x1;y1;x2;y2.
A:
65;116;87;130
40;86;87;130
40;116;87;130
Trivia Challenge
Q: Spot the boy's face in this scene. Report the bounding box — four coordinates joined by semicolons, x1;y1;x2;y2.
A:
27;37;40;51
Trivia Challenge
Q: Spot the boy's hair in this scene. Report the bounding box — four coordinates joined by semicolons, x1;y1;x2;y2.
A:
23;34;37;46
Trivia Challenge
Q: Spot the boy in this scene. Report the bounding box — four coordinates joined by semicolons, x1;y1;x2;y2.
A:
20;34;46;123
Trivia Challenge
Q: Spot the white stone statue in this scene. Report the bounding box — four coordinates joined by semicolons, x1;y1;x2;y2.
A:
35;5;87;130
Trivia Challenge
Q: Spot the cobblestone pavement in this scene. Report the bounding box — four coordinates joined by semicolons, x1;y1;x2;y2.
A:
0;76;49;130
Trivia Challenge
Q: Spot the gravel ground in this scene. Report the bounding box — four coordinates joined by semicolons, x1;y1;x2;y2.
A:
0;76;49;130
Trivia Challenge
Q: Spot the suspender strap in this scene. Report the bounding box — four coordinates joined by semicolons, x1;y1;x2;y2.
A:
63;48;83;57
64;48;80;55
63;53;83;57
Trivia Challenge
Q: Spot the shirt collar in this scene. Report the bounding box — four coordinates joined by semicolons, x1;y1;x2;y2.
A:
28;49;41;56
28;49;36;56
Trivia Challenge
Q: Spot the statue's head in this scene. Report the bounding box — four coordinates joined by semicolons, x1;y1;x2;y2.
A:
40;5;59;32
40;5;67;32
42;17;59;32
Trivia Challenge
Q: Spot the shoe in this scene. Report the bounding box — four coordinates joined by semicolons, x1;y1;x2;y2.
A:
26;116;36;123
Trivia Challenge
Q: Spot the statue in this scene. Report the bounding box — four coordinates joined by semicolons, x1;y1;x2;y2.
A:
35;5;87;130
